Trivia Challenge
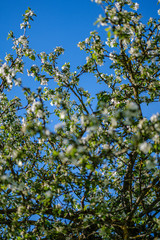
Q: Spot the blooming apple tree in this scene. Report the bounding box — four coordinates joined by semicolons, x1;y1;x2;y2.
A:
0;1;160;239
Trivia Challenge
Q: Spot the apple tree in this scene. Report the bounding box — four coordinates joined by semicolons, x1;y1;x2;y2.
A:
0;0;160;239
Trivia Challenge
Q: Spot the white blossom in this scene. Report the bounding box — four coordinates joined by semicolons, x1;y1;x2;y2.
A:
18;161;23;167
129;47;135;54
6;75;12;84
1;175;8;181
139;142;151;154
111;117;117;127
45;129;50;136
85;38;90;44
109;52;115;61
25;9;35;17
66;145;74;154
115;2;121;11
146;160;156;170
133;3;139;11
20;23;26;29
40;76;48;85
127;102;138;111
18;35;28;47
150;113;159;122
54;122;65;132
152;134;159;142
45;190;52;198
30;101;42;112
95;0;102;3
14;78;22;86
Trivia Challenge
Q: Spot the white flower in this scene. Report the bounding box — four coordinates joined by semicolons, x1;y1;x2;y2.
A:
36;110;43;118
20;23;26;29
152;134;159;142
110;38;116;48
147;40;151;47
14;78;21;86
6;75;12;84
146;160;156;170
54;122;65;132
0;63;8;76
139;142;151;154
40;76;48;85
103;144;110;150
113;16;119;22
45;190;52;198
127;102;138;111
21;118;27;132
158;9;160;15
1;175;8;181
25;9;35;17
30;101;42;112
66;145;74;153
138;118;147;129
59;111;66;119
109;52;115;61
115;2;121;11
0;67;4;75
40;52;47;63
111;117;117;127
133;3;139;11
77;146;85;153
18;161;22;167
85;38;90;44
129;47;135;54
18;35;28;47
39;138;45;144
45;129;50;136
12;150;18;158
95;0;102;3
150;113;159;122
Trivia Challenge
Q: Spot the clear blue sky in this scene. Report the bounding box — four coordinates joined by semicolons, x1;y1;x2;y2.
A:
0;0;160;118
0;0;159;63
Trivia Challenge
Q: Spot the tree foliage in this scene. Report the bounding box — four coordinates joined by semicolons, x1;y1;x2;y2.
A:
0;1;160;239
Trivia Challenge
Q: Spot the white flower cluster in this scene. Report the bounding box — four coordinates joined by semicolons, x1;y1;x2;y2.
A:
77;41;85;50
150;113;159;123
124;102;139;125
25;9;35;17
85;38;90;44
61;62;70;71
20;23;27;29
40;76;48;86
91;0;102;3
29;100;43;118
54;122;66;132
13;35;28;48
139;141;151;154
106;37;117;48
30;100;42;112
40;52;47;63
0;63;17;86
20;8;35;29
27;65;39;77
127;102;139;111
137;118;147;129
150;113;160;132
115;2;121;11
133;3;139;11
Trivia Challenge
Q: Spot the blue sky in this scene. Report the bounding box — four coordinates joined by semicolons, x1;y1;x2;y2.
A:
0;0;160;118
1;0;159;62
